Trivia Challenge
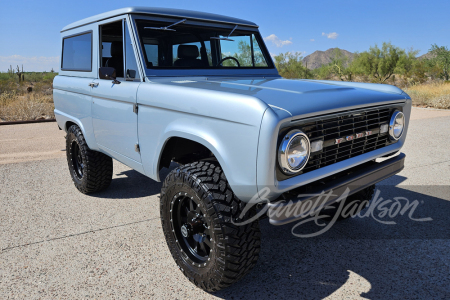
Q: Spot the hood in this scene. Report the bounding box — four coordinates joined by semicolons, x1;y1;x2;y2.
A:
148;77;409;118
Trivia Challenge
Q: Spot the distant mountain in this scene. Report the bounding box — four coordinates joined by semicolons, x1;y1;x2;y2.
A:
301;48;433;69
418;52;436;60
302;48;355;69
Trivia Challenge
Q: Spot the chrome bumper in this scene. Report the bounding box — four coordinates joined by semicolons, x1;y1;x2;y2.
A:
268;153;406;225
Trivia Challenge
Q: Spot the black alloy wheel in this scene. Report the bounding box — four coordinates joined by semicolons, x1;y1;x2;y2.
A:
160;161;261;292
71;140;84;179
171;192;213;267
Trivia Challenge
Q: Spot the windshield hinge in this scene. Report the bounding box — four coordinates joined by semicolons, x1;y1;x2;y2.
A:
133;103;138;114
135;143;140;153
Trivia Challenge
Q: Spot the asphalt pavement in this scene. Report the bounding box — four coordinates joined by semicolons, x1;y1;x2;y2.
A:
1;107;449;299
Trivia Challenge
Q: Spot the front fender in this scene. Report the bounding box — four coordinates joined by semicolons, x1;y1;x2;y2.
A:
138;107;266;202
137;82;269;202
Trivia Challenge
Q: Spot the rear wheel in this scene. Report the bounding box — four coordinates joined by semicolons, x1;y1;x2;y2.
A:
160;161;261;292
66;125;113;194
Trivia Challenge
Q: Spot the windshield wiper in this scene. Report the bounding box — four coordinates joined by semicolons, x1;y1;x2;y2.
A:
211;25;238;41
144;19;186;31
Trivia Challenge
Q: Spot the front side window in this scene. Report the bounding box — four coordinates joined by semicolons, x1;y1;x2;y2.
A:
99;20;140;80
61;32;92;71
124;22;140;80
100;21;124;77
135;19;271;70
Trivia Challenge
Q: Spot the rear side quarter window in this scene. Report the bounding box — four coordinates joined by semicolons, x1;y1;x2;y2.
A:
61;32;92;71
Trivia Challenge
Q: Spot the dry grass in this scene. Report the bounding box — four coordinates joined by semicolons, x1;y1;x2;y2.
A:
405;81;450;109
0;72;55;121
0;90;54;122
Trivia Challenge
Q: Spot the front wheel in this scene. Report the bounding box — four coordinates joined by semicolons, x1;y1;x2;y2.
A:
160;161;261;292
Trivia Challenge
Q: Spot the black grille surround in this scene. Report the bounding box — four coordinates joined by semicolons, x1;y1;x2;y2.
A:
277;105;403;181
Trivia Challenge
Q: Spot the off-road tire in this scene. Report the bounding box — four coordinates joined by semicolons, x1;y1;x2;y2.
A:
160;161;261;292
66;125;113;194
322;185;376;220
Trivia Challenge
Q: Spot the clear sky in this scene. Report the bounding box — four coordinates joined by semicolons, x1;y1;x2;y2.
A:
0;0;449;71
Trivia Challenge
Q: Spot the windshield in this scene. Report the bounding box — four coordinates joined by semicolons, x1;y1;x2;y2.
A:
135;19;272;70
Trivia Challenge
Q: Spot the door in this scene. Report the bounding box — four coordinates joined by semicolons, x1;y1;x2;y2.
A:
92;18;142;165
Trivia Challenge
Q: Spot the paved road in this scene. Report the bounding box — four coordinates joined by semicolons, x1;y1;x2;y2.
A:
1;107;449;299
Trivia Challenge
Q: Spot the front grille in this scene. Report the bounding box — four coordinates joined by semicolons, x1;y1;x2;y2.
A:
279;106;398;179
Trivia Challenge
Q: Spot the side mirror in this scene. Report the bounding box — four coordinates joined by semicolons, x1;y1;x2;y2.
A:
99;67;120;84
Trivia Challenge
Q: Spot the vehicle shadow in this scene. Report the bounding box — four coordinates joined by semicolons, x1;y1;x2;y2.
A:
212;185;450;299
90;163;177;199
88;167;449;298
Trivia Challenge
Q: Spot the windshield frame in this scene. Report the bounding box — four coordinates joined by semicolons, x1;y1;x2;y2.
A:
129;14;279;77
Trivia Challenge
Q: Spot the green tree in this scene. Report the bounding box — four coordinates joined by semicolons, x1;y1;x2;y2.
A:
313;64;333;80
329;48;354;81
353;42;406;83
394;48;427;86
274;52;314;79
428;44;450;81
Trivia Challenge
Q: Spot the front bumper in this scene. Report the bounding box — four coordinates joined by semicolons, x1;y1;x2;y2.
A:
267;153;405;225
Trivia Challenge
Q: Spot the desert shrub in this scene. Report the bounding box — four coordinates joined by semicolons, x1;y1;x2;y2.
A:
274;52;314;79
0;79;18;95
327;48;356;81
0;90;18;107
405;81;450;108
0;71;56;121
24;72;55;82
0;72;15;81
0;92;54;121
32;80;53;95
313;64;333;80
351;43;422;84
427;44;450;81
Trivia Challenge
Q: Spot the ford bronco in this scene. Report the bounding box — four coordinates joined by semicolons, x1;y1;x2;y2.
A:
54;7;410;291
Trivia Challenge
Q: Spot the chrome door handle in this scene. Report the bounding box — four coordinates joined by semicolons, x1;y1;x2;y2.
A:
88;82;99;87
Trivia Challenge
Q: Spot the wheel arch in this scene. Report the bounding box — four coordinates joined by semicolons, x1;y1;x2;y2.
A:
54;109;98;151
158;136;216;170
155;133;229;182
139;118;261;202
65;120;78;132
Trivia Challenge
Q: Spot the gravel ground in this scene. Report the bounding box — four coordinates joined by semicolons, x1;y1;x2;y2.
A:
0;107;449;299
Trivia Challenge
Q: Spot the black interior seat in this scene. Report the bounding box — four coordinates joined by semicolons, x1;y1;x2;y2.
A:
174;45;204;67
106;41;124;77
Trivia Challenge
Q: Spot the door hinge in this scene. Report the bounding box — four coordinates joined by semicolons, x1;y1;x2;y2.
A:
133;103;138;113
135;143;140;153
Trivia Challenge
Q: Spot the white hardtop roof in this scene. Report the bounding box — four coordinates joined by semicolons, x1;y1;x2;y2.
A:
61;7;258;32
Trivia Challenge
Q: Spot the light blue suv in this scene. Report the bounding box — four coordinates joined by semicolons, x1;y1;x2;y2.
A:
54;7;410;291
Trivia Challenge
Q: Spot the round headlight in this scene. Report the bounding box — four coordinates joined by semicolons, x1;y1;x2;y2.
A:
389;110;405;140
278;130;310;174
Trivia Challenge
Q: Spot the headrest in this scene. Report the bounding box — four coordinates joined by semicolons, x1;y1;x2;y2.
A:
110;41;123;57
177;45;199;59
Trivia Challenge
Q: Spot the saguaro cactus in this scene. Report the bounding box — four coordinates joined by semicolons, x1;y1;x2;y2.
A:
8;65;15;78
15;65;24;83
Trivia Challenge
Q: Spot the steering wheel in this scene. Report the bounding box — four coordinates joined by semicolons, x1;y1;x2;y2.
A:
217;57;241;67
